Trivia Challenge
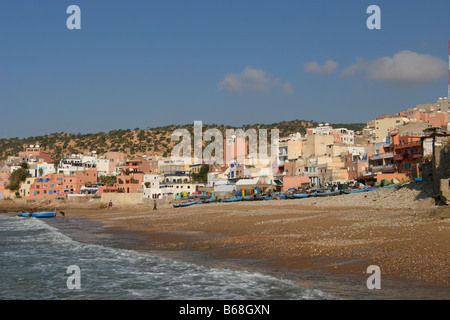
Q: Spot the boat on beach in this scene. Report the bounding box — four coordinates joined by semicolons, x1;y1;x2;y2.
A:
314;190;341;197
223;197;243;202
343;189;367;194
18;212;57;218
366;184;397;191
173;200;198;208
202;198;221;204
293;193;309;198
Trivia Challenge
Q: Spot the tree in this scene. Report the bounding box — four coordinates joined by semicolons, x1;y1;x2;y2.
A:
192;165;209;182
100;176;117;186
7;167;29;191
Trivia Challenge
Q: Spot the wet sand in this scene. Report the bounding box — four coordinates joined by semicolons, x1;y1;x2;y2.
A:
2;195;449;291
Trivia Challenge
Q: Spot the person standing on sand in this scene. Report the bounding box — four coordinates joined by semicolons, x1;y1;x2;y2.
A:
108;200;113;210
153;200;157;211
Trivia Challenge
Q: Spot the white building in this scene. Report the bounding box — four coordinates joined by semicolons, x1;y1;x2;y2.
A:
58;154;97;176
10;161;56;177
96;158;115;177
143;173;205;199
35;162;56;177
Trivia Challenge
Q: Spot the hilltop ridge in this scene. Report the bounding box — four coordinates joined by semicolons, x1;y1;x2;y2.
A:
0;120;365;161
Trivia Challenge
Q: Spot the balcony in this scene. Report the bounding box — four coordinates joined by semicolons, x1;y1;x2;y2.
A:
395;141;421;149
125;179;140;184
371;152;394;160
370;164;395;173
396;153;422;161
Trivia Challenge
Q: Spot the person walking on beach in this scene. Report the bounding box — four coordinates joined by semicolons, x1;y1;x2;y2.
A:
108;200;113;210
153;200;157;211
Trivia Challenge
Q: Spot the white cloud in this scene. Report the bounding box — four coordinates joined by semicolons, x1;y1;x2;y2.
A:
281;82;293;94
342;50;446;84
218;66;292;94
341;57;366;77
218;73;242;92
304;60;339;74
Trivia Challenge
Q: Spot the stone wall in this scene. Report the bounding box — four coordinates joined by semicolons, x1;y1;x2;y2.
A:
435;140;450;204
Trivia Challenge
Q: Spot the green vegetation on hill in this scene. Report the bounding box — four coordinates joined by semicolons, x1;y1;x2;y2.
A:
0;120;365;161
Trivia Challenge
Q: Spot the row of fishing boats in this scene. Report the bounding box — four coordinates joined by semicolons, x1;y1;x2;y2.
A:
173;194;272;207
173;183;401;208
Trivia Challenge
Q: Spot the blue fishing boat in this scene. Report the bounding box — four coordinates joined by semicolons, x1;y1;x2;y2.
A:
18;212;56;218
292;193;309;198
223;197;243;202
202;198;221;204
367;184;397;191
343;189;367;194
315;190;341;197
173;201;198;208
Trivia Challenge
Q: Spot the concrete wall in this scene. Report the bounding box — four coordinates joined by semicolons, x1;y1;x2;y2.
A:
433;136;450;204
101;192;143;206
282;176;309;191
374;173;407;183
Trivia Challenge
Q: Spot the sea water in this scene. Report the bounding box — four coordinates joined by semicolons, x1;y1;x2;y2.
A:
0;215;333;300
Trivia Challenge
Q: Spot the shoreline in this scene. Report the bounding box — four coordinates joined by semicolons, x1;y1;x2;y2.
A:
2;185;449;295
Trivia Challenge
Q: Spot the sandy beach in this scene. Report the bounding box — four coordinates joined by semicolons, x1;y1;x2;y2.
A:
2;181;449;291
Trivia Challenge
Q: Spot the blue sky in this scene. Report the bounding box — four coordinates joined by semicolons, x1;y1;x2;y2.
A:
0;0;449;138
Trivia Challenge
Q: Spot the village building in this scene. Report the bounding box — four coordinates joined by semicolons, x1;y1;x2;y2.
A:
0;171;10;200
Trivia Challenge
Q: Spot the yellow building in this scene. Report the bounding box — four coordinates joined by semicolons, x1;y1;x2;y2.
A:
374;116;405;143
302;134;334;158
19;177;36;198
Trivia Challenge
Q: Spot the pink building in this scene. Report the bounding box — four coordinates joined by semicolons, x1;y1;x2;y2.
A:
63;168;98;193
345;153;368;181
0;172;10;199
122;159;153;174
397;109;448;128
429;113;448;128
26;173;65;199
19;146;52;163
116;172;144;193
224;137;247;164
283;161;296;177
103;151;126;165
25;168;98;199
397;110;430;123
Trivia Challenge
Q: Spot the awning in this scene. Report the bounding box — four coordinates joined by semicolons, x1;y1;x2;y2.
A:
274;179;283;186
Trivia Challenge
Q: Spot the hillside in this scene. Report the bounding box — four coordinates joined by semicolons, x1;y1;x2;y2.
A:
0;120;365;162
